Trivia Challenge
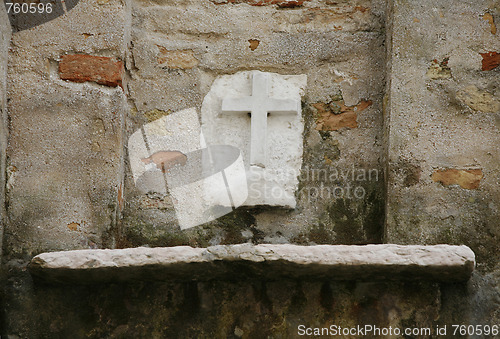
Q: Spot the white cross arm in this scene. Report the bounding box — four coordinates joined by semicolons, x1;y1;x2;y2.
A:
221;97;300;115
221;97;254;114
266;98;300;115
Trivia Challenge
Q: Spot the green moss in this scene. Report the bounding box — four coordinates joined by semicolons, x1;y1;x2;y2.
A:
325;198;365;244
122;206;260;248
324;183;384;244
308;223;336;244
203;208;257;245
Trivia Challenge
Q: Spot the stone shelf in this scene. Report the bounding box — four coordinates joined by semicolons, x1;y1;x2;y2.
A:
28;244;475;284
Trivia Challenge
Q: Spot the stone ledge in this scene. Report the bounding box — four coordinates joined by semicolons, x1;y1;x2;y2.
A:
28;244;475;284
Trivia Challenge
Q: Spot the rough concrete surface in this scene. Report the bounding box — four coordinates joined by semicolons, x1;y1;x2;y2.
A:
4;0;131;255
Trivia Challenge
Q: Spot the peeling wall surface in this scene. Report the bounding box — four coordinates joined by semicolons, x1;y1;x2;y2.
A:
1;0;499;337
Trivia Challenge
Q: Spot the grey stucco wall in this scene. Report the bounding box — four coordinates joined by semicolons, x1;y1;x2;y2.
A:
386;0;500;328
4;0;130;257
1;0;499;337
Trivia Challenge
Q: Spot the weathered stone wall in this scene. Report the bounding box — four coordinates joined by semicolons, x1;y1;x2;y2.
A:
16;279;443;338
385;0;500;327
2;0;131;335
4;0;131;257
0;0;499;337
123;0;387;248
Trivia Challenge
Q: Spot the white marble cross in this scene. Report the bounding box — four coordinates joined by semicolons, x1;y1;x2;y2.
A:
221;71;300;168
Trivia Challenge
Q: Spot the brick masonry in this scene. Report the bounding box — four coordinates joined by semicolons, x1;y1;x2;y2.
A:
59;54;124;88
314;100;372;131
480;51;500;71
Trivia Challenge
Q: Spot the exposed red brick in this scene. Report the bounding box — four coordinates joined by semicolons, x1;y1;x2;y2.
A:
480;51;500;71
314;100;372;131
212;0;309;7
59;54;124;88
431;169;483;190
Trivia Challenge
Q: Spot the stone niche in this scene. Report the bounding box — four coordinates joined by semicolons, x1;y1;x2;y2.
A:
202;70;307;208
127;71;307;229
